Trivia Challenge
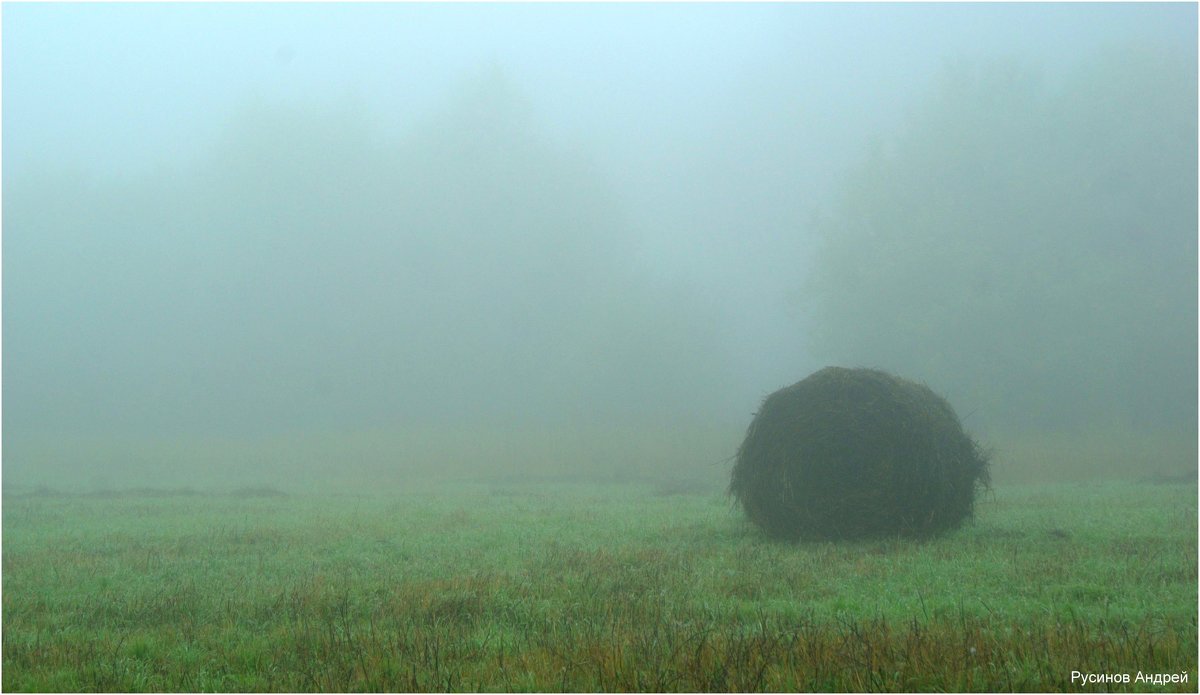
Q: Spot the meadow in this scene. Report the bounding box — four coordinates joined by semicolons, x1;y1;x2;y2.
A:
2;479;1196;692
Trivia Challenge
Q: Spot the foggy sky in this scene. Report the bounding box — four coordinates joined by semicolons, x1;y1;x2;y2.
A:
3;3;1196;487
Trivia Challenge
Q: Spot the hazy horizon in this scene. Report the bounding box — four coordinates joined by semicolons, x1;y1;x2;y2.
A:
4;2;1196;490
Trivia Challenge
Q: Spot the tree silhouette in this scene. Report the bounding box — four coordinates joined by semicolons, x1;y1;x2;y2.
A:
805;46;1197;432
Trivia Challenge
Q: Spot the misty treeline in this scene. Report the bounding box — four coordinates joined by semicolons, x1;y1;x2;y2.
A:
4;73;733;442
806;44;1197;437
4;41;1195;486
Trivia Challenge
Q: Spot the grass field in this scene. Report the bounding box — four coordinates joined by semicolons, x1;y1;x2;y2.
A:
2;479;1196;692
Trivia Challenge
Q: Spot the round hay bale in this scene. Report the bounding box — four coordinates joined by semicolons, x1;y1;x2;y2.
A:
729;366;990;541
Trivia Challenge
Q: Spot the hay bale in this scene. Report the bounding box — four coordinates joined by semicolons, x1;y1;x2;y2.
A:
729;367;990;541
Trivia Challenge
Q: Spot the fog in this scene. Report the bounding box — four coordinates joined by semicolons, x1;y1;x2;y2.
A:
3;3;1196;490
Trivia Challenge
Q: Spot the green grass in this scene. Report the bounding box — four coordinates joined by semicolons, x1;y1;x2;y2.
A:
2;480;1195;692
